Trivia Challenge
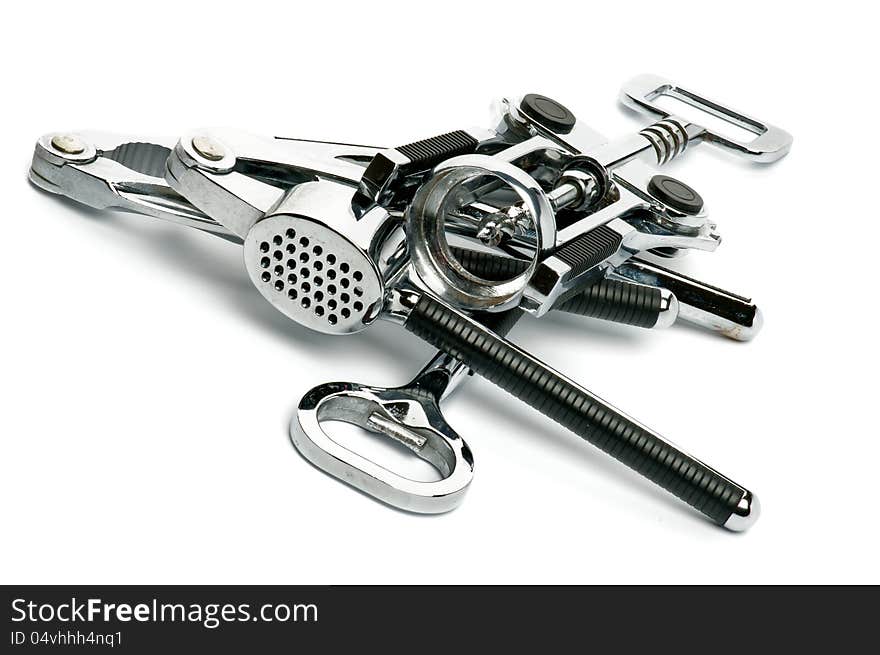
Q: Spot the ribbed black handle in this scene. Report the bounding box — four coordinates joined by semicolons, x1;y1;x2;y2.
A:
451;248;665;328
396;131;478;175
359;131;478;204
405;294;754;528
556;280;662;328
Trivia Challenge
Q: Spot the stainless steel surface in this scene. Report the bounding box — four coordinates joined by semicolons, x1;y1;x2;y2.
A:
243;206;389;335
724;491;761;532
654;288;679;329
291;351;474;513
472;177;592;247
191;135;226;161
620;74;793;163
50;134;86;155
610;258;763;341
488;92;731;316
407;155;556;312
166;128;381;239
30;131;236;239
241;181;401;335
163;129;408;335
495;97;607;160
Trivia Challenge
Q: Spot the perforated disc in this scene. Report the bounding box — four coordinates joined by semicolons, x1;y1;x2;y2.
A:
244;215;383;335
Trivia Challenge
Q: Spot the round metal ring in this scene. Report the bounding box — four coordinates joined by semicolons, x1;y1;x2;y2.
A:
407;154;556;311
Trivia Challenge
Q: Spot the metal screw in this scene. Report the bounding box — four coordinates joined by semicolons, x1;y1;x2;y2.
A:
476;205;532;247
474;179;587;247
191;136;225;161
50;134;85;155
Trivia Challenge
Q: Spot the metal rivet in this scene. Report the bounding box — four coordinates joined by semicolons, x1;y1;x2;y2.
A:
191;136;225;161
50;134;85;155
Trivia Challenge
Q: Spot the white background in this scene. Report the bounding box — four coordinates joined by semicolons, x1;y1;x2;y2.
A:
1;1;877;584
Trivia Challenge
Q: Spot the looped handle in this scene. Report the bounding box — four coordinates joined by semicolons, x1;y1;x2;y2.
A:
291;380;474;514
620;74;792;163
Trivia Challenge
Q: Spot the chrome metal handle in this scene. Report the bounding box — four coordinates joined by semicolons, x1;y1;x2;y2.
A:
620;74;792;163
291;360;474;514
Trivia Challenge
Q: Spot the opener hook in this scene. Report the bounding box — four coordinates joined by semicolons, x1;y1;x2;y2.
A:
291;354;475;513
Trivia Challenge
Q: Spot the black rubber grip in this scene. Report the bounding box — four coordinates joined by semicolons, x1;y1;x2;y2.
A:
450;248;663;328
404;294;749;526
450;247;528;281
359;131;479;204
474;307;523;339
554;224;623;279
556;280;662;328
397;130;478;176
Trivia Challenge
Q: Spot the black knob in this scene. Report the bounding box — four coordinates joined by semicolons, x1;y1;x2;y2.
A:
647;175;704;215
520;94;576;134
